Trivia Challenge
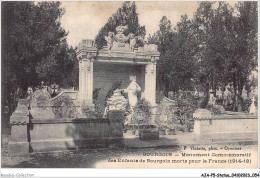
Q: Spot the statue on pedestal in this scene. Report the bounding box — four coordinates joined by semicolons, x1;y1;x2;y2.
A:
208;89;216;106
249;97;257;115
216;88;222;100
223;87;231;106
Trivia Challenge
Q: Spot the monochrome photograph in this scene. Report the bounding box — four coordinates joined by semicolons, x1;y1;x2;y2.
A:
1;0;258;176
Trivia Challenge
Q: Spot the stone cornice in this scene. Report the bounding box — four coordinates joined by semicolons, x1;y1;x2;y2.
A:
77;38;160;64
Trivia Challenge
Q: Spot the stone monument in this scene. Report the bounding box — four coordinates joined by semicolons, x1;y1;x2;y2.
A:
29;89;55;119
76;25;160;112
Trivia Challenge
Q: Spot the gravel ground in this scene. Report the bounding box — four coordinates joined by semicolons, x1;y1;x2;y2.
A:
2;132;257;168
1;134;181;168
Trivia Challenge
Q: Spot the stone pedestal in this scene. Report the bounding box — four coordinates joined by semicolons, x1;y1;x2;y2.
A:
150;106;158;124
193;109;212;134
8;99;30;154
107;110;125;148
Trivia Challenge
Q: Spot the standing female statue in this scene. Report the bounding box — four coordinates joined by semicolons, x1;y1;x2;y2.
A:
123;76;141;111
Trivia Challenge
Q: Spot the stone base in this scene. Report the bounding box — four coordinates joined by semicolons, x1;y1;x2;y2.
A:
30;138;109;152
108;137;125;148
196;132;258;145
8;142;29;154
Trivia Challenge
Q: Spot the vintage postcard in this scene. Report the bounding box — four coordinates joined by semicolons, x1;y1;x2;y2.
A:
1;1;258;177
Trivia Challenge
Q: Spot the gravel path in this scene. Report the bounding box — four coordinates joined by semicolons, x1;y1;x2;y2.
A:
1;134;180;168
2;132;257;168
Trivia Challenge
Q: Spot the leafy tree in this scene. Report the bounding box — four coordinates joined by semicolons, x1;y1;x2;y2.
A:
148;15;197;96
149;1;258;111
172;15;198;91
148;16;173;95
36;42;78;87
94;1;146;49
228;1;258;111
192;2;227;107
1;2;77;118
193;2;258;110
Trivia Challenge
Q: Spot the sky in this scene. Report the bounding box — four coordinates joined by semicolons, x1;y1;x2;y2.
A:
60;1;200;47
60;1;237;47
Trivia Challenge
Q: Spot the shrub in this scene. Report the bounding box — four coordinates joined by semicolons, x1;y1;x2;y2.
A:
93;88;102;117
155;91;198;132
52;95;76;118
242;98;252;113
104;81;122;107
176;97;197;120
81;102;95;118
93;88;101;102
155;103;175;131
206;104;224;115
94;102;103;118
132;99;152;124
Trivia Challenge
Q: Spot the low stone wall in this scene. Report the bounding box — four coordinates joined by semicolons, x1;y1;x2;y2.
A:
30;118;110;152
8;100;125;154
193;109;258;135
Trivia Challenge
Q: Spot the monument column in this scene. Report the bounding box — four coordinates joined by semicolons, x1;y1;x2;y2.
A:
77;39;97;104
82;59;87;101
79;60;83;99
81;56;94;104
89;58;94;103
144;63;151;103
151;58;157;105
144;58;157;106
86;54;94;104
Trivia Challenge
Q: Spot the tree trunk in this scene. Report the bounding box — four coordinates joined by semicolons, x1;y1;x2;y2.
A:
237;86;243;112
232;80;238;111
165;81;170;97
201;79;210;108
237;78;244;112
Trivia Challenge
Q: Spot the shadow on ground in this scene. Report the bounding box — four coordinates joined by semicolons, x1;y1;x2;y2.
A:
125;136;179;148
1;132;181;168
2;131;257;168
